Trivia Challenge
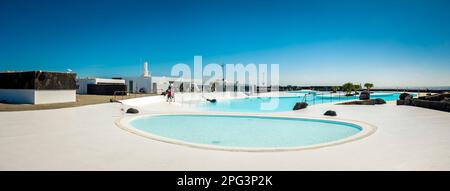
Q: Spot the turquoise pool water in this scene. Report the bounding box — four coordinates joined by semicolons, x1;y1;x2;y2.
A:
130;115;362;148
196;92;409;112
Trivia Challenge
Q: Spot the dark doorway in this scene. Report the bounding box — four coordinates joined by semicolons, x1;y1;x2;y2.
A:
128;80;133;92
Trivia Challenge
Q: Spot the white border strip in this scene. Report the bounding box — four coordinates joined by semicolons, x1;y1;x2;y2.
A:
115;113;377;152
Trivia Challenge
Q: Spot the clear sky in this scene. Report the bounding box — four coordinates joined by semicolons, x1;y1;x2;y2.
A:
0;0;449;86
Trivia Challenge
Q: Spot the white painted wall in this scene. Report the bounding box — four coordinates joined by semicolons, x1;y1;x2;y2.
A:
151;76;172;94
34;90;76;104
77;79;96;94
95;78;125;84
123;75;218;94
123;77;152;93
0;89;35;104
151;76;202;94
0;89;76;104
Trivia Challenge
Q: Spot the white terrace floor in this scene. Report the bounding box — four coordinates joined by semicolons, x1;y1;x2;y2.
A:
0;93;449;170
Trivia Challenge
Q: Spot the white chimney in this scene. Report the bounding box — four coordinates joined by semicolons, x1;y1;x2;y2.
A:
143;61;149;77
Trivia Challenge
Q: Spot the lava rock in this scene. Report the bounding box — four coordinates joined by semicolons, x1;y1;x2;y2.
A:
359;91;370;100
405;95;413;100
399;93;411;100
442;97;450;103
396;100;405;105
206;99;217;103
374;98;386;104
126;108;139;114
324;110;337;116
405;98;413;105
293;102;308;110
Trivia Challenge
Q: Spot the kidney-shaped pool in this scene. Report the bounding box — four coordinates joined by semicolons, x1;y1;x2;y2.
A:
118;114;376;151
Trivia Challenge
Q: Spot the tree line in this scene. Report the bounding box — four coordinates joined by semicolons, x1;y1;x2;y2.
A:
332;83;374;95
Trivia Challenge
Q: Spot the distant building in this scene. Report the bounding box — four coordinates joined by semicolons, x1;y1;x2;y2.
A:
77;78;126;95
0;71;77;104
123;61;197;94
122;61;257;95
124;76;153;94
126;61;258;94
152;76;202;94
123;61;153;94
209;79;256;94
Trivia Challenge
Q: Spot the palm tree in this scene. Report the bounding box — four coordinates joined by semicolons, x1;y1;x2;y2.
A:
364;83;374;92
354;84;361;93
331;86;340;93
341;82;354;96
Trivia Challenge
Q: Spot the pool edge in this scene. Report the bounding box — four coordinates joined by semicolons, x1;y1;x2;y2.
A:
115;113;377;152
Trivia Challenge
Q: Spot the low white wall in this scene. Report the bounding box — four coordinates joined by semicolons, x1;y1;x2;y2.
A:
119;95;165;107
119;92;252;106
0;89;35;104
34;90;76;104
0;89;76;104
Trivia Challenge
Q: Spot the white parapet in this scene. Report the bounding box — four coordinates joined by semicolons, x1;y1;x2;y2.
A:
34;90;76;104
0;89;35;104
120;95;165;107
0;89;76;104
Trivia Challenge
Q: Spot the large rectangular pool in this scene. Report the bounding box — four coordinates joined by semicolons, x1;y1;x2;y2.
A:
194;92;409;112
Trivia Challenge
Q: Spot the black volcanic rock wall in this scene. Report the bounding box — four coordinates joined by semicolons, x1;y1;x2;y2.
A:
411;99;450;112
87;84;127;95
0;71;77;90
397;94;450;112
0;71;36;89
34;71;77;90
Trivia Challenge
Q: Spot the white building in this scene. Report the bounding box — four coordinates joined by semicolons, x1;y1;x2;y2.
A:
124;76;153;93
122;61;255;95
123;61;197;94
123;61;153;93
209;79;256;94
77;78;125;94
0;71;76;104
151;76;202;94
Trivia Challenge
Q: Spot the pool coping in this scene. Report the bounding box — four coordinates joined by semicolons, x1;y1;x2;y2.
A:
115;113;377;152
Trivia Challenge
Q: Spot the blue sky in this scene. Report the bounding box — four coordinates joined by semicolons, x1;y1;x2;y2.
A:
0;0;449;86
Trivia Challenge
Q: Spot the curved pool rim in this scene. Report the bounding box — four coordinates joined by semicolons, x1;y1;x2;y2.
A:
115;113;377;152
